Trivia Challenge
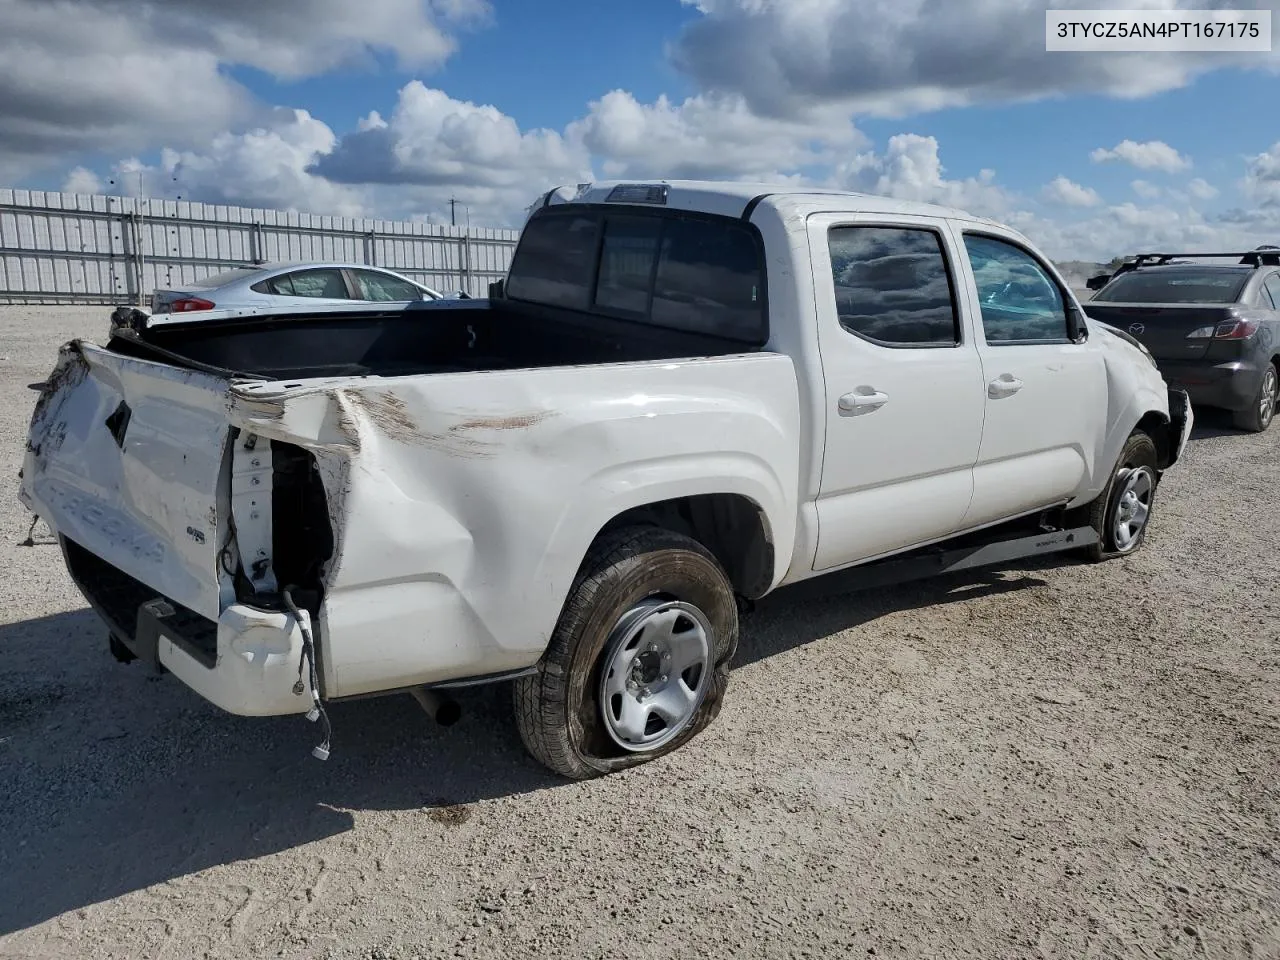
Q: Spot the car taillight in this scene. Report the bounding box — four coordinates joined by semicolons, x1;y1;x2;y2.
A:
170;297;215;312
1211;318;1259;339
1186;319;1259;340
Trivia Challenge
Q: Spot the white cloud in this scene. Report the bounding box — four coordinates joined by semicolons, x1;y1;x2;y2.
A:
1090;139;1191;173
1131;179;1162;200
1242;141;1280;205
0;0;486;178
567;90;864;180
1186;177;1219;201
670;0;1280;118
61;166;103;195
832;134;1013;217
159;109;367;216
1042;176;1101;207
1008;202;1280;265
311;82;589;222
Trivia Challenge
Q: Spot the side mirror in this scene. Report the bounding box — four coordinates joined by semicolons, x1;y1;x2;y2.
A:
1086;274;1111;291
1068;304;1090;343
488;279;505;300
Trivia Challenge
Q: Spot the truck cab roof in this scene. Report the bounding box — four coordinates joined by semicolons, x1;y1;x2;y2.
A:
538;179;1004;231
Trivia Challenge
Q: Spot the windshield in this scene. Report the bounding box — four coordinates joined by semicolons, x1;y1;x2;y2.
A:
1093;268;1249;304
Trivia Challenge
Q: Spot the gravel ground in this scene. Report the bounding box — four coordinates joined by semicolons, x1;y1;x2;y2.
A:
1;305;1277;960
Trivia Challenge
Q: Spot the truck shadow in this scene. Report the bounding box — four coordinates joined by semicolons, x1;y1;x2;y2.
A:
0;608;559;935
738;561;1050;667
1186;406;1243;441
0;558;1050;934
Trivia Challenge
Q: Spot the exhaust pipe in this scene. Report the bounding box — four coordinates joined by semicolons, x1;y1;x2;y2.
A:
410;687;462;727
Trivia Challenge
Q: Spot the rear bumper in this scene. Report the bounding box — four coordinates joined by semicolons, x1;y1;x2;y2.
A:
63;537;313;716
1157;359;1263;413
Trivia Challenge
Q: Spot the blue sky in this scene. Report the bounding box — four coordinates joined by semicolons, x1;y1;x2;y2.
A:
2;0;1279;261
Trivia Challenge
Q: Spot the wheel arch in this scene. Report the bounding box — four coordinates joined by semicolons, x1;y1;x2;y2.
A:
595;493;776;600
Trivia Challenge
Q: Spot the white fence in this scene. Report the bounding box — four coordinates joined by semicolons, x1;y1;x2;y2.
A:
0;189;520;304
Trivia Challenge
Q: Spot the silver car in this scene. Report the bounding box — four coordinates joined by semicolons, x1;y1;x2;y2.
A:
150;261;448;315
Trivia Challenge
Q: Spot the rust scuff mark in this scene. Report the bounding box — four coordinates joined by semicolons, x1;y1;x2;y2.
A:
340;390;555;459
451;411;555;432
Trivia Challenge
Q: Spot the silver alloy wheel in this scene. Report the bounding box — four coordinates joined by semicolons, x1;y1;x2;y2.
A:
1112;465;1155;553
1260;366;1277;429
599;598;712;752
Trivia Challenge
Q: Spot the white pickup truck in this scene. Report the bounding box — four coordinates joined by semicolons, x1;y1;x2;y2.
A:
20;180;1191;779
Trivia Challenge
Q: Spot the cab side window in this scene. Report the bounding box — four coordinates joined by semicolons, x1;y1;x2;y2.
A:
827;225;960;347
963;235;1070;344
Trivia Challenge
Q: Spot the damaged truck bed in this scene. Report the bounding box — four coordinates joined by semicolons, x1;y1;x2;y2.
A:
20;180;1189;779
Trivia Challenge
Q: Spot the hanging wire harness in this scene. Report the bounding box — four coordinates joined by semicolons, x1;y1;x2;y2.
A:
282;586;332;761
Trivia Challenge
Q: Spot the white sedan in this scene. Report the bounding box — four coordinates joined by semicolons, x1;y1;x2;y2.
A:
150;261;453;315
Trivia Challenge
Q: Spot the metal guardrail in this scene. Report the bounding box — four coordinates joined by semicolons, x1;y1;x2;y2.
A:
0;189;520;304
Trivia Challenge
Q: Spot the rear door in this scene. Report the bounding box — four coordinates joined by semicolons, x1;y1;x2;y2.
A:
808;213;987;569
21;343;234;620
953;228;1108;527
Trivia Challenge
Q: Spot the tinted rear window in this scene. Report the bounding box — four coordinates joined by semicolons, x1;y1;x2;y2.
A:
1094;269;1249;304
505;212;601;310
505;208;767;343
651;218;764;339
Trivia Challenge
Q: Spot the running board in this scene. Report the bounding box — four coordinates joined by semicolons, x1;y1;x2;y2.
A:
783;525;1098;601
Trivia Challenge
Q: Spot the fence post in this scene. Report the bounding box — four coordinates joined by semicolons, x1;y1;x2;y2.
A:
250;222;264;264
462;232;472;297
135;204;146;308
119;210;141;305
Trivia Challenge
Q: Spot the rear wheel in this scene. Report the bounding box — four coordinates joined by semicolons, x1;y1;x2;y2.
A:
513;527;738;780
1083;431;1159;563
1233;362;1277;433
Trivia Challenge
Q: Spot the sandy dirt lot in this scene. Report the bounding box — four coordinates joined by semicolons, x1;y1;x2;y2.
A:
1;305;1277;960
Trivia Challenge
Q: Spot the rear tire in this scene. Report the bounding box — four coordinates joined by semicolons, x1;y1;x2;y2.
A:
1082;431;1159;563
1233;362;1277;433
513;527;738;780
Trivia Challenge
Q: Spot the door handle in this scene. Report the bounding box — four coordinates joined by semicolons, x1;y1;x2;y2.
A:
838;389;890;416
987;375;1024;399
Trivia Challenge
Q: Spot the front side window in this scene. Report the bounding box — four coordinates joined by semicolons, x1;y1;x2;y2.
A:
505;212;601;310
354;269;421;302
963;235;1069;343
827;225;959;346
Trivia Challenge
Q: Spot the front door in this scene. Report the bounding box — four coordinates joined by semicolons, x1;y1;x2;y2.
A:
810;214;986;570
951;228;1108;528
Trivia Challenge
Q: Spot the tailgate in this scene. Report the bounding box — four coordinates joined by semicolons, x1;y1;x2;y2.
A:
21;341;233;621
1083;304;1235;362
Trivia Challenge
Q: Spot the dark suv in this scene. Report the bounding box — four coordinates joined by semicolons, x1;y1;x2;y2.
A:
1084;250;1280;432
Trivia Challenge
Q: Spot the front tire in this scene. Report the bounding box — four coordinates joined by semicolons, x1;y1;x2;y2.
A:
1233;361;1277;433
1083;431;1159;563
513;527;738;780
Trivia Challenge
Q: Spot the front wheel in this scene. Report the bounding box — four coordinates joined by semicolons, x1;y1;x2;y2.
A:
1233;362;1277;433
1082;431;1160;563
513;527;738;780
